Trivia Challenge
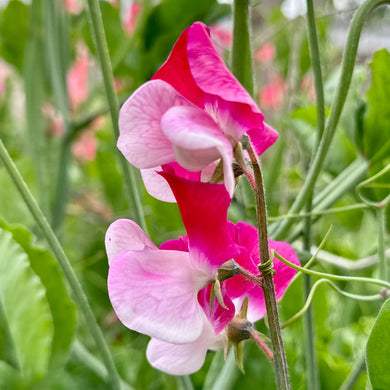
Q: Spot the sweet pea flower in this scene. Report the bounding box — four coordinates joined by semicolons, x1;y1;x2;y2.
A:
118;22;278;202
106;171;300;374
106;171;240;344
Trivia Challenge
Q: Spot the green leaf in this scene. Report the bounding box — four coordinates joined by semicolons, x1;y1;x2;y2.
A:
0;220;76;369
364;49;390;160
0;228;53;382
0;361;24;390
0;0;29;71
366;298;390;390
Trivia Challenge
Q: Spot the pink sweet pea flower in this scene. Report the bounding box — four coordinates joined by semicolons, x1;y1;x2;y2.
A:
254;42;276;64
118;22;278;202
259;74;287;111
123;2;142;36
106;172;300;374
106;172;240;344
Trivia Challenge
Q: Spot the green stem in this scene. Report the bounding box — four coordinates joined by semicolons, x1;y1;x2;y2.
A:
339;353;366;390
272;0;390;240
86;0;148;234
377;207;387;282
274;251;390;290
231;0;253;95
0;139;121;390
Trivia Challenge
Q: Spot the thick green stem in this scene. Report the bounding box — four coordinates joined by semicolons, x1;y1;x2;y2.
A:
0;139;121;390
272;0;390;240
231;0;253;95
86;0;148;234
301;1;325;388
232;0;290;387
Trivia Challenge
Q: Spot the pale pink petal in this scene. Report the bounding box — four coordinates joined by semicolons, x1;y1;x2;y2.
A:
118;80;185;168
160;172;240;272
146;319;224;375
105;219;156;264
161;105;234;197
141;167;176;203
108;249;210;343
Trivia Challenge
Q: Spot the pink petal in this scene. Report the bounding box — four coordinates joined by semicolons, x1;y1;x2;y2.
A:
108;249;209;343
159;235;189;252
118;80;183;168
160;172;239;272
146;319;224;375
161;105;234;197
246;122;279;156
198;284;235;334
105;219;156;264
141;167;177;203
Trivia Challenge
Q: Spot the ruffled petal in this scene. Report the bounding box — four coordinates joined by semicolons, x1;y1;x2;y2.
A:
146;319;223;375
246;122;279;156
160;172;239;273
118;79;185;168
161;105;234;197
108;249;209;343
105;219;156;264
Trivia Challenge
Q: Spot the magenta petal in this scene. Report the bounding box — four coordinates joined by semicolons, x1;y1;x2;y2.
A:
245;240;300;322
108;249;209;343
118;80;181;168
105;219;156;264
159;235;189;252
146;320;223;375
246;122;279;156
160;172;239;272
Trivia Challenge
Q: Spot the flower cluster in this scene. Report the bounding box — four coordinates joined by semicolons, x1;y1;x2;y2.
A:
106;21;300;375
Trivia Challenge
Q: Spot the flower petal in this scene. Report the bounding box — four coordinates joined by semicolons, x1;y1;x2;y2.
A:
160;172;239;272
246;122;279;156
146;319;223;375
161;105;234;197
108;249;209;343
141;167;177;203
105;219;156;264
118;79;184;168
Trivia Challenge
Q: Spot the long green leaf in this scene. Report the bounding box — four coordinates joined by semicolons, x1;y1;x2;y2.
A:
0;228;53;382
0;220;76;368
366;298;390;389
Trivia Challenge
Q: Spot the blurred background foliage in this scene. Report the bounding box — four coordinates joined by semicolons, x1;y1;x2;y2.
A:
0;0;389;389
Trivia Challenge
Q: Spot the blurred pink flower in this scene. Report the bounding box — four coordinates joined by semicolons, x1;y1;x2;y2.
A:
259;74;287;110
123;2;142;35
71;117;102;162
67;44;89;111
301;74;316;101
63;0;82;14
0;61;11;95
118;22;278;201
42;103;65;138
254;42;276;64
106;172;300;374
210;24;232;55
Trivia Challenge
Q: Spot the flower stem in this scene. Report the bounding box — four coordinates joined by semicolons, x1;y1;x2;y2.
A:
0;139;122;390
272;0;390;240
247;145;290;390
86;0;148;234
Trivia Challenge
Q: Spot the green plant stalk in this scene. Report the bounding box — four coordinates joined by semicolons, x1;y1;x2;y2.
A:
339;353;366;390
0;139;122;390
301;1;325;387
232;0;290;387
271;0;390;240
43;0;73;232
86;0;148;234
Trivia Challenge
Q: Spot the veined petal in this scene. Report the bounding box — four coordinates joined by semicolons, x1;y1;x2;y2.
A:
118;79;185;168
146;319;224;375
108;249;209;343
105;219;156;264
161;105;234;197
160;172;240;272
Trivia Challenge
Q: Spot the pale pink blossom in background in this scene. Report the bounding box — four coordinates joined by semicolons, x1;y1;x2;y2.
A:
123;2;142;35
42;103;65;138
0;61;11;95
259;74;287;110
67;44;89;111
210;24;232;55
72;117;102;162
254;42;276;64
63;0;82;14
301;74;316;101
